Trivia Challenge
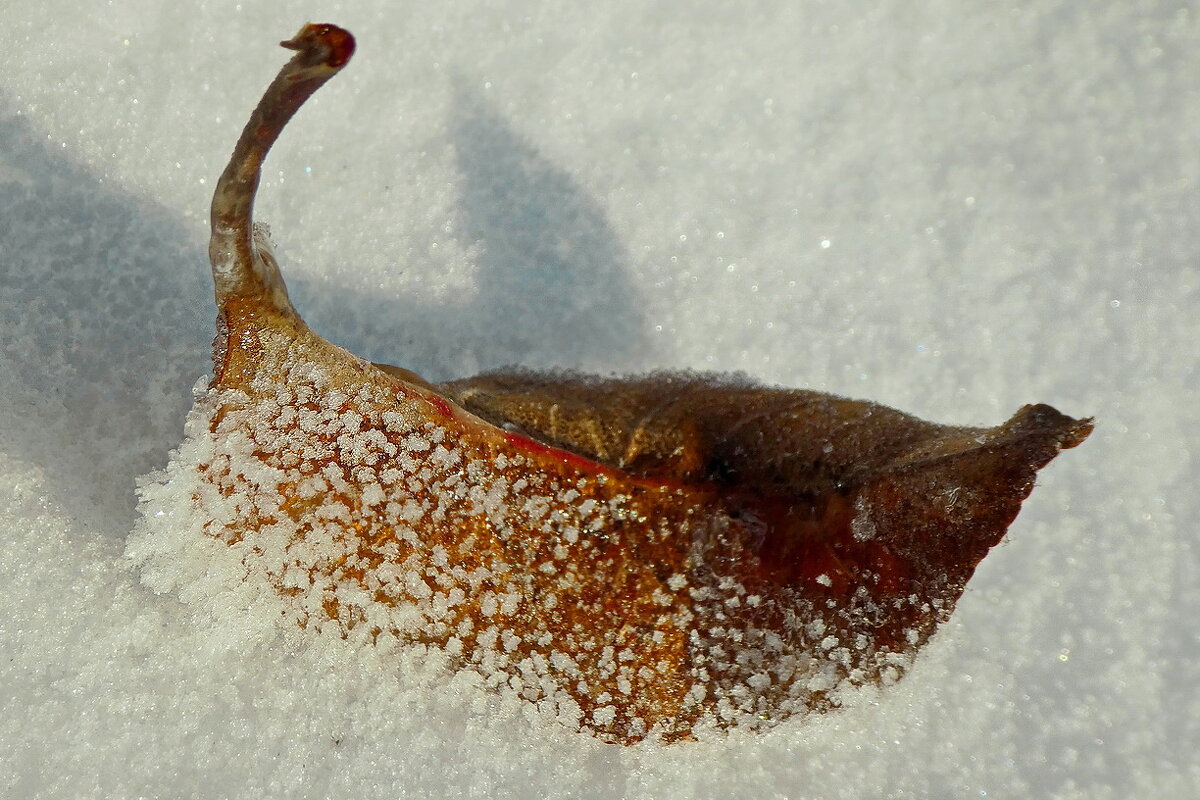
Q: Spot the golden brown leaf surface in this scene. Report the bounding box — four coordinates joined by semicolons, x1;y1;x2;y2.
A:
158;23;1093;744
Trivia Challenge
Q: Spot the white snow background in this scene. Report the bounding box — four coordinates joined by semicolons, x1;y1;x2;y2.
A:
1;2;1195;798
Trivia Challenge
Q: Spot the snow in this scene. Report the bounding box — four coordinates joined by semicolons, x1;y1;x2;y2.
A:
1;1;1196;797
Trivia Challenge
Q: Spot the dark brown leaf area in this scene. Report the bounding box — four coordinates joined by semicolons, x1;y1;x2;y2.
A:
446;368;1093;660
446;370;967;489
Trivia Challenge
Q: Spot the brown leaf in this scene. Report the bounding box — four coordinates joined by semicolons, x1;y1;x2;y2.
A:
171;23;1091;744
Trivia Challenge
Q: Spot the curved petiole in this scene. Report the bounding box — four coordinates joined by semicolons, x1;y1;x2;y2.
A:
208;23;355;315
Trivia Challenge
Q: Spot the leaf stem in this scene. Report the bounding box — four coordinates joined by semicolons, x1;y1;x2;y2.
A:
208;23;355;313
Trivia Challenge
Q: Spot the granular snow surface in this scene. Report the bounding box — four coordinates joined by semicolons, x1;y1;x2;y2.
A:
1;2;1196;798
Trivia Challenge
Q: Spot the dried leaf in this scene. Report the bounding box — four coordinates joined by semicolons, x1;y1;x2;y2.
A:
144;24;1091;744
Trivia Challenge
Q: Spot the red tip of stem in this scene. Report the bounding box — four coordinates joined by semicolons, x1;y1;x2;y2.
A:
280;23;356;68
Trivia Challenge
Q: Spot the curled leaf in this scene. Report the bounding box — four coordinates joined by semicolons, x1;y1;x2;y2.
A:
132;24;1091;744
